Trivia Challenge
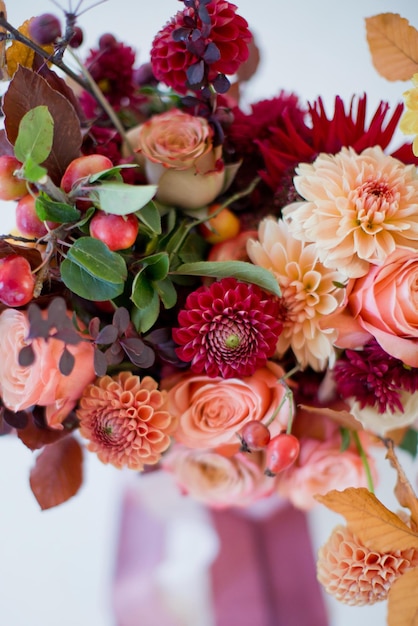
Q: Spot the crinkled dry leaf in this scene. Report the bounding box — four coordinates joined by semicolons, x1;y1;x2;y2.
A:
316;487;418;552
298;403;363;430
387;567;418;626
5;19;54;77
365;13;418;81
386;441;418;532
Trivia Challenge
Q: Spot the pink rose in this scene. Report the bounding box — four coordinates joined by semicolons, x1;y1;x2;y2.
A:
344;248;418;366
131;109;225;209
0;309;96;428
163;445;274;509
164;362;292;453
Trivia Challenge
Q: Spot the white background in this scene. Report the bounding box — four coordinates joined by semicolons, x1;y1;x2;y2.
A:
1;1;418;625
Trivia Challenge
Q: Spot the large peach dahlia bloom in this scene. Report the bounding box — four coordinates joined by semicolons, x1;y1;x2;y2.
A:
77;372;176;470
283;146;418;278
247;218;346;370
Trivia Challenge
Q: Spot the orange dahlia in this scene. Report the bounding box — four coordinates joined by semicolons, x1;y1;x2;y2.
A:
77;372;176;470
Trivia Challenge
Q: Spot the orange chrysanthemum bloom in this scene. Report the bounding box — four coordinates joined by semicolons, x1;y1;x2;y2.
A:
317;525;418;606
77;372;176;470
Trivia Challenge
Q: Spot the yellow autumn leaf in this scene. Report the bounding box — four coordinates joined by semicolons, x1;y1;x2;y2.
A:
387;567;418;626
6;19;53;77
386;441;418;532
316;487;418;552
365;13;418;81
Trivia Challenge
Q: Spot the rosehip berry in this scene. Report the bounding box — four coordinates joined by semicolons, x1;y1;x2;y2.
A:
0;255;35;307
28;13;62;45
69;26;84;49
264;433;300;477
240;420;271;452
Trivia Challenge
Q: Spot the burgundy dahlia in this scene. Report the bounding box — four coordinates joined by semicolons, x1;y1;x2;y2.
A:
150;0;252;94
172;278;282;378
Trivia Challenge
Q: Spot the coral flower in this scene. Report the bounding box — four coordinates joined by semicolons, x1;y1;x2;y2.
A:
77;372;176;470
172;277;282;378
247;218;346;371
282;146;418;278
151;0;251;94
317;525;418;606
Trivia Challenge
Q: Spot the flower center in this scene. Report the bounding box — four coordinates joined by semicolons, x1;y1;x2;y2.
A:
352;177;398;234
225;333;241;349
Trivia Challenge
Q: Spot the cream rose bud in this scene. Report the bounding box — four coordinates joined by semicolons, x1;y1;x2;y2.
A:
0;308;96;429
129;108;225;210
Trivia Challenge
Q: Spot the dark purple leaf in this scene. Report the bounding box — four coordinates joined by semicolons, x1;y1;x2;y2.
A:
187;60;205;86
172;27;192;42
198;4;211;24
183;15;195;28
95;324;119;345
59;347;75;375
94;348;108;376
121;338;155;368
213;73;231;94
3;66;83;184
104;343;124;366
52;328;82;345
47;297;69;326
187;38;206;57
89;317;101;339
3;408;29;429
27;303;51;339
191;28;202;41
203;42;220;64
113;307;130;335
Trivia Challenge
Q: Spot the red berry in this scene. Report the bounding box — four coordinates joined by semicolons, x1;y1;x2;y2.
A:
264;433;300;477
240;420;271;452
89;212;139;251
28;14;62;45
69;26;83;49
0;255;35;307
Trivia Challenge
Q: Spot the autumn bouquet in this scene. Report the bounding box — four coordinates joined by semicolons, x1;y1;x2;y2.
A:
1;1;418;621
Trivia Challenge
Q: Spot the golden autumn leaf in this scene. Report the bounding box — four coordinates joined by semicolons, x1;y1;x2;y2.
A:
365;13;418;81
5;19;54;77
385;441;418;532
316;487;418;552
387;567;418;626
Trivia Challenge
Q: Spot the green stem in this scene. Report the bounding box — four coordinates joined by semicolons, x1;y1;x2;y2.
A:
352;430;375;494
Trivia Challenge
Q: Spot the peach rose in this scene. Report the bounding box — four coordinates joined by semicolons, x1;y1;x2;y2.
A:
0;308;96;428
334;248;418;366
163;445;274;509
164;362;292;453
130;109;225;209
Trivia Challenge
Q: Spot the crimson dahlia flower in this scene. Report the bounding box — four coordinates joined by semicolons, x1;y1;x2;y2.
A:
172;278;282;378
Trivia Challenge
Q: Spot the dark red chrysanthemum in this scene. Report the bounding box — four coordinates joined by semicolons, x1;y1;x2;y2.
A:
172;278;282;378
150;0;252;94
333;339;418;414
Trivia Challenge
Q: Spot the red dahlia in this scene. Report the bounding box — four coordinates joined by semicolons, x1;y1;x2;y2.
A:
150;0;252;94
172;278;282;378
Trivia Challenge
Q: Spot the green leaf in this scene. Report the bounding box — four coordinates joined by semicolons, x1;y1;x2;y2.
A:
172;261;281;297
14;106;54;165
156;277;177;309
131;272;155;310
399;428;418;459
60;258;125;301
88;164;139;182
136;201;162;234
67;237;127;284
142;252;169;281
35;195;80;224
132;292;160;334
89;181;157;215
339;427;351;452
22;156;47;183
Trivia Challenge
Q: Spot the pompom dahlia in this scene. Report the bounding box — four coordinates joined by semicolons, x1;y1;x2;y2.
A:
282;146;418;278
151;0;252;94
317;525;418;606
77;372;176;470
247;218;346;371
172;278;282;378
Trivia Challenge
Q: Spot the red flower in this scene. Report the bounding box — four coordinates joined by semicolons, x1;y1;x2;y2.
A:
172;278;282;378
150;0;252;94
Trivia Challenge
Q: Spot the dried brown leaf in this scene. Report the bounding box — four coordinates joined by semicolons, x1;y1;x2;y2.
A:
29;436;83;510
298;403;363;430
365;13;418;81
316;487;418;552
388;568;418;626
386;441;418;531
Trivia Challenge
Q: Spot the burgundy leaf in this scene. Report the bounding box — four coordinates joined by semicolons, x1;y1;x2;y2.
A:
3;408;29;429
29;436;83;510
52;328;82;345
94;348;108;376
113;307;130;335
186;60;205;85
213;73;230;94
3;66;83;184
120;338;155;368
89;317;101;340
203;42;221;64
59;347;75;375
18;415;70;450
95;324;119;345
18;344;35;367
172;27;192;42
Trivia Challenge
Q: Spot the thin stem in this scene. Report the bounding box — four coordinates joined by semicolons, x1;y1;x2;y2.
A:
352;430;375;494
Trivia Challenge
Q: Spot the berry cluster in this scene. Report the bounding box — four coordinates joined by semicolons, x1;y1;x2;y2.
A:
239;420;300;476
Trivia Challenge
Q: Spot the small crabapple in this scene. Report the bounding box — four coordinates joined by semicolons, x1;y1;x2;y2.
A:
89;212;139;251
198;203;241;244
15;194;49;238
264;433;300;477
0;255;35;307
0;155;27;201
61;154;113;209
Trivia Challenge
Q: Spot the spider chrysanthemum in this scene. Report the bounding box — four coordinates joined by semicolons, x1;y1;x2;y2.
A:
172;278;282;378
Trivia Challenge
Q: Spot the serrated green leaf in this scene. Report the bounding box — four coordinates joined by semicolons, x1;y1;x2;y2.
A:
35;195;80;224
136;201;162;234
22;156;47;183
89;181;157;215
131;291;160;333
142;252;169;281
156;277;177;309
67;237;127;284
14;106;54;165
172;261;281;297
60;258;125;301
131;272;155;309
